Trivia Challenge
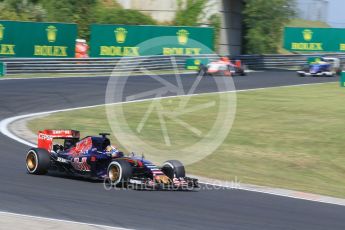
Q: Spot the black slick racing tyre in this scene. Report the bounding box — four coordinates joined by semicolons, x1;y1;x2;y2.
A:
161;160;186;180
302;64;309;72
198;64;208;77
107;160;133;186
237;68;246;76
26;148;51;175
298;73;305;77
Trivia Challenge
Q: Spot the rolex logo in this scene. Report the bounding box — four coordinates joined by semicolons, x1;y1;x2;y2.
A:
177;29;189;45
114;27;127;43
0;24;4;41
194;59;200;65
46;25;57;42
302;29;313;41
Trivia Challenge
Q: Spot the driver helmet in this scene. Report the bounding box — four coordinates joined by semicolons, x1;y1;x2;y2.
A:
318;57;328;64
105;145;115;152
106;145;122;157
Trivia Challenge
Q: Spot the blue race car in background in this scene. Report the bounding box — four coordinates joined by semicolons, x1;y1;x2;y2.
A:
25;129;199;190
297;57;341;77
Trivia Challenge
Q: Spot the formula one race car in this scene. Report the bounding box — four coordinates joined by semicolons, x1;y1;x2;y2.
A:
297;57;341;77
25;130;199;190
198;57;247;77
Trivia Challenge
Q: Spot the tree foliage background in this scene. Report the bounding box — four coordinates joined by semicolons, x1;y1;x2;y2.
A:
174;0;221;51
0;0;220;49
243;0;296;54
0;0;293;54
174;0;206;26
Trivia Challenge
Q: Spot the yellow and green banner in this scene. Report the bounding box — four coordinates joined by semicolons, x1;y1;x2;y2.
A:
90;24;214;57
284;27;345;52
0;20;77;57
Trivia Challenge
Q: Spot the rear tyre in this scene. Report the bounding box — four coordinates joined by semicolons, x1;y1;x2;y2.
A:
239;65;247;76
161;160;185;180
197;64;208;77
107;160;132;186
298;73;305;77
26;148;51;175
302;64;309;72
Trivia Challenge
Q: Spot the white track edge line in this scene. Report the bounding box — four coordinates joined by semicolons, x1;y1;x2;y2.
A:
199;182;345;207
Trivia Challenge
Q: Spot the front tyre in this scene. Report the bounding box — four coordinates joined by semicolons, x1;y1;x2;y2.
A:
26;148;51;175
107;160;132;186
161;160;186;180
197;64;208;77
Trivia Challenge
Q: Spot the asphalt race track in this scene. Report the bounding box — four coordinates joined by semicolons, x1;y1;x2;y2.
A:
0;71;344;230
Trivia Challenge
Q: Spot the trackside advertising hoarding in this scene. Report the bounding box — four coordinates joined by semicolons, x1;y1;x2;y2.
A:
341;72;345;87
90;24;214;57
283;27;345;52
0;20;77;57
0;62;5;77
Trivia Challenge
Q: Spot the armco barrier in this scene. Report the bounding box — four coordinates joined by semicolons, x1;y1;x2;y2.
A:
0;55;218;75
234;53;345;70
1;53;345;75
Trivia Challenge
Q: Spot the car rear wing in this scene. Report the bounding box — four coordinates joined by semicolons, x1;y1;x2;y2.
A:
37;129;80;152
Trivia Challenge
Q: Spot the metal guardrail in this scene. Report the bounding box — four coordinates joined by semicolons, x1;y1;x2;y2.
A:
0;55;218;74
1;53;345;74
234;53;345;69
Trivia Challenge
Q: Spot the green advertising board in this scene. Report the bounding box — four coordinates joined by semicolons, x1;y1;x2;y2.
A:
284;27;345;52
90;25;214;57
340;72;345;87
0;20;77;57
0;62;5;77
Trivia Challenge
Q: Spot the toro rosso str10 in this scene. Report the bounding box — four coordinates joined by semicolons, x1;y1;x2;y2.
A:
26;130;199;190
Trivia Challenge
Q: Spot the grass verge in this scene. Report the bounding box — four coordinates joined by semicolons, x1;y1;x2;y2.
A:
27;82;345;198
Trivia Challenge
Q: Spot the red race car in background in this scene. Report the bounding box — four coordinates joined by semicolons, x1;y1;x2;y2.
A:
198;57;247;76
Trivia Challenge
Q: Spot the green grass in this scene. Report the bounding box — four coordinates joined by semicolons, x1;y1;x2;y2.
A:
27;83;345;198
